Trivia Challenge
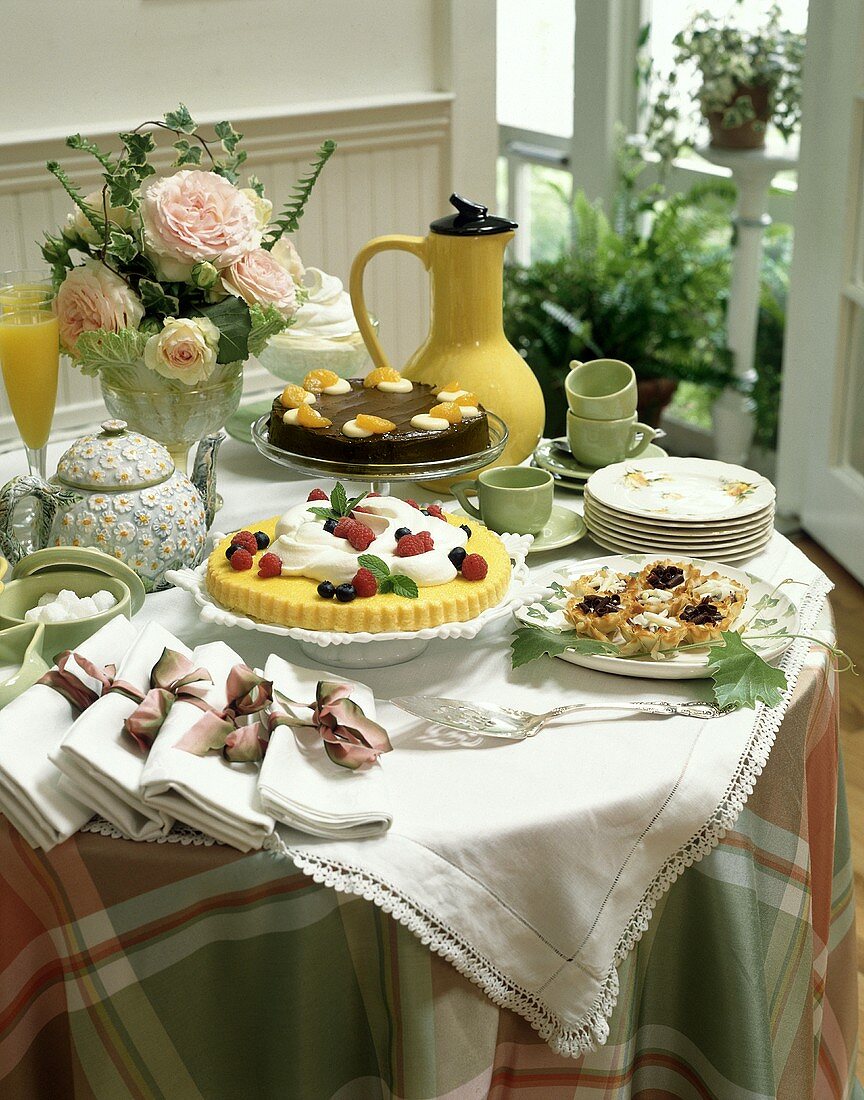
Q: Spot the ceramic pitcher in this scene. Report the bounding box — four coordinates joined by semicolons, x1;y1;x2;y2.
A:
349;194;546;469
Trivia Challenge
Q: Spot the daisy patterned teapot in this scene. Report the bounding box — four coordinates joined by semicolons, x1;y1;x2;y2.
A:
0;421;223;591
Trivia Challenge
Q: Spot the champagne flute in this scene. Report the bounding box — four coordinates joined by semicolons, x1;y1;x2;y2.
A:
0;270;60;479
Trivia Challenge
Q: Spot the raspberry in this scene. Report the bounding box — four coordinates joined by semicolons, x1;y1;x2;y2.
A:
333;516;376;551
230;548;253;571
417;530;434;551
257;552;282;578
405;498;421;510
395;532;432;557
307;488;328;502
352;568;378;598
231;530;258;554
367;492;381;497
461;553;488;581
426;503;445;520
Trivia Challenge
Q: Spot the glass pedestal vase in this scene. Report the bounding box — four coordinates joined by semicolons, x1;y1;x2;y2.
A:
99;359;244;473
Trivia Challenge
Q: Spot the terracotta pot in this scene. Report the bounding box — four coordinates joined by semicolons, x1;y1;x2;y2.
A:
636;377;678;428
706;83;772;150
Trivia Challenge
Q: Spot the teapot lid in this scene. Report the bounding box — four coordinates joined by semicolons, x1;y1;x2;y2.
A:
429;193;517;236
56;420;174;492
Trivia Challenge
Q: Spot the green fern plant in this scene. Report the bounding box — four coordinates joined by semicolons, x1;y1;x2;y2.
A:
263;141;337;248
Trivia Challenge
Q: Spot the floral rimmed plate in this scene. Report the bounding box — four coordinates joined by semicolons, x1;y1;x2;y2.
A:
587;458;776;522
167;532;544;669
513;553;798;680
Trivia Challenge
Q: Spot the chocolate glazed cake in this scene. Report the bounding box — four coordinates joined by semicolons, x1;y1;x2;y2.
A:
268;379;491;464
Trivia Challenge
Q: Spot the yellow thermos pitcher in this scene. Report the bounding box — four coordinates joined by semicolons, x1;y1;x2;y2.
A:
349;193;545;470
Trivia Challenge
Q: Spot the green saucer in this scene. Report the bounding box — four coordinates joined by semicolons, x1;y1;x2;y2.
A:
226;399;272;444
451;505;587;553
533;438;668;481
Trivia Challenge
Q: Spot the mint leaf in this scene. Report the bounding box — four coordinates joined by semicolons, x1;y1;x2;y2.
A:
357;554;391;583
379;577;394;594
195;296;251;363
164;103;197;133
346;490;368;512
510;624;617;669
706;630;787;711
307;506;338;522
330;483;348;515
390;574;418;599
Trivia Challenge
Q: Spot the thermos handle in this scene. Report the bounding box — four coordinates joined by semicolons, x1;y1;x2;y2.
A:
349;235;428;373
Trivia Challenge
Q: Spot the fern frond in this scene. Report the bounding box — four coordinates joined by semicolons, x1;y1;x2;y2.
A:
46;161;104;235
263;140;336;248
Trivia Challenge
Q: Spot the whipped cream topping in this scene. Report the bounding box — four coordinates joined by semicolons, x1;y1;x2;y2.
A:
341;419;373;438
272;496;468;586
437;387;469;402
289;268;360;342
377;378;413;393
411;414;449;432
458;405;480;418
322;377;352;395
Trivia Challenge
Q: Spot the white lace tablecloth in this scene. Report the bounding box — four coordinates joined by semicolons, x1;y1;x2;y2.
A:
0;436;833;1056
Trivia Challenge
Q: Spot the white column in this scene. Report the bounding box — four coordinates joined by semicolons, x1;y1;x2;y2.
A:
697;141;799;465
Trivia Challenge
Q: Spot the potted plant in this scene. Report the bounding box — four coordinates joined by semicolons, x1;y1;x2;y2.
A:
41;105;335;468
641;2;804;158
503;156;736;438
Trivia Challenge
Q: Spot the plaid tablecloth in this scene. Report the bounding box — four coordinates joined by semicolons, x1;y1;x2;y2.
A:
0;649;858;1100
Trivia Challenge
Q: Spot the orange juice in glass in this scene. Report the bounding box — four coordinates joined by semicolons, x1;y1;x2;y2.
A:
0;271;59;478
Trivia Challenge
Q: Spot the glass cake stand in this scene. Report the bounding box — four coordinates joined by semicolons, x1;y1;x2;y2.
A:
250;412;509;496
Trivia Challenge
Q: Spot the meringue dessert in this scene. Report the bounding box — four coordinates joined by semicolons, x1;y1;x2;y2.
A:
267;369;491;466
206;487;511;632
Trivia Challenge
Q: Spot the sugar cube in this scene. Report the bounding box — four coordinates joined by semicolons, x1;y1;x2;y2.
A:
92;590;117;612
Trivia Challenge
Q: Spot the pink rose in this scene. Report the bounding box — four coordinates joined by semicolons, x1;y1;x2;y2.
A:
56;260;144;353
140;170;261;279
222;248;298;318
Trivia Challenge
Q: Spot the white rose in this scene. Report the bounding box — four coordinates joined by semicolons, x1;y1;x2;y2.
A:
67;191;133;246
240;188;273;230
143;316;221;385
270;237;305;284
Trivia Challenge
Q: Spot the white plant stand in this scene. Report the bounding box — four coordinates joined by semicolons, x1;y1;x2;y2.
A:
697;139;799;465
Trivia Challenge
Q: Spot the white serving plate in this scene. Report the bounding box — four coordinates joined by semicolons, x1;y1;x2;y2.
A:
583;503;775;552
585;526;771;565
167;532;544;669
514;553;798;680
583;489;775;536
587;458;776;522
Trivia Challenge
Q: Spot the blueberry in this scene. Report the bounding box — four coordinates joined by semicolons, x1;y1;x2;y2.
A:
225;543;240;560
254;531;270;551
335;583;356;603
317;580;336;599
394;527;411;540
449;546;467;570
460;524;471;538
323;518;338;534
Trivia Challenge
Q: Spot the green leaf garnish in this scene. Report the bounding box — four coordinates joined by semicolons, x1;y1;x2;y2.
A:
706;630;787;710
510;624;618;669
357;554;390;583
355;553;417;599
330;483;348;515
389;574;419;599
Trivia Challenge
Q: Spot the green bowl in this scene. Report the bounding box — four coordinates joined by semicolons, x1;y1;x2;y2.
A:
0;572;131;662
0;621;50;708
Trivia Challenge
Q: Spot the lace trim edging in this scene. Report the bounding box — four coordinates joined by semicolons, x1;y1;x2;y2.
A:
264;574;834;1059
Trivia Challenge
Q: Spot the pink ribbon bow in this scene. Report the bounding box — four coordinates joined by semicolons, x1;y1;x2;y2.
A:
171;663;273;763
38;651;117;713
270;681;392;771
117;648;214;753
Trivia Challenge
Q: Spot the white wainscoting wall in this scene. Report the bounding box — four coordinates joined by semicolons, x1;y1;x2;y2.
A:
0;94;453;442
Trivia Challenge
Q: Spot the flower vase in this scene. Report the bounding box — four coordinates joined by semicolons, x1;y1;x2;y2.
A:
99;359;244;473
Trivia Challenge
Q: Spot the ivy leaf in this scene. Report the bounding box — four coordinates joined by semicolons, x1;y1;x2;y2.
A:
214;120;242;153
173;139;203;167
247;303;288;357
247;175;265;197
195;296;251;363
390;574;418;599
164;103;197;134
107;168;141;209
357;554;391;583
107;230;139;264
73;328;148;374
510;624;618;669
119;131;155;166
706;631;787;711
138;278;179;317
331;483;348;515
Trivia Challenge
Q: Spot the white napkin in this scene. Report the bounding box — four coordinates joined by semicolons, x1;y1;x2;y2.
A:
140;641;275;851
51;622;187;840
258;655;391;839
0;616;137;849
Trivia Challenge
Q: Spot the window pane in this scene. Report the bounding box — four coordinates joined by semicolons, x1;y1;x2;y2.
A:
528;166;572;262
496;0;575;137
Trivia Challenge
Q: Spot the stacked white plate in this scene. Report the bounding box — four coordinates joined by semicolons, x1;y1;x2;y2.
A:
583;457;776;563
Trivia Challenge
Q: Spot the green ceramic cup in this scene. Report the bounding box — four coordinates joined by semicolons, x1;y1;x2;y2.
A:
451;466;554;535
567;411;657;468
565;359;638;420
